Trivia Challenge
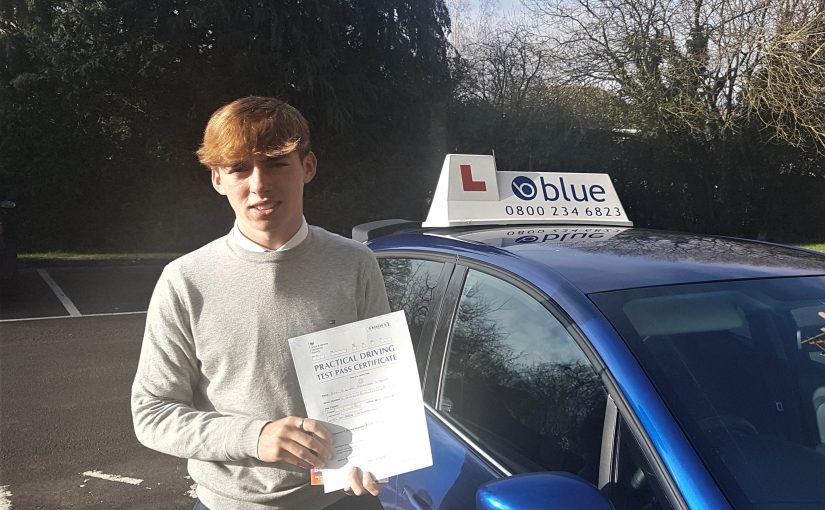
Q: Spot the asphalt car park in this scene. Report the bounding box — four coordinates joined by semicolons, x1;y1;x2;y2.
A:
0;262;165;321
0;261;196;509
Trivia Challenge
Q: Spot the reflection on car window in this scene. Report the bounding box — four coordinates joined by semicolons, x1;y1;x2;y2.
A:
440;269;607;483
609;420;672;510
592;276;825;510
378;258;445;356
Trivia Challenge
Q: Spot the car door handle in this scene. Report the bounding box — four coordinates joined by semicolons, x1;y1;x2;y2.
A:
402;487;434;510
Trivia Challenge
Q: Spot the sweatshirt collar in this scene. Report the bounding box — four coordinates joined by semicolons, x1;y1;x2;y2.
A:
229;216;308;253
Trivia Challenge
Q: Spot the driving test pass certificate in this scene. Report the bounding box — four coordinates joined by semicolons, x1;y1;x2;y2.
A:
288;310;432;492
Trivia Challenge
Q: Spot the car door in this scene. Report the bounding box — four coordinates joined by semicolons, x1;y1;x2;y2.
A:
376;255;454;509
393;263;612;509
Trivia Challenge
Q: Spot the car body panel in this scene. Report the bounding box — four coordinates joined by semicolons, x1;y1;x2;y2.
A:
371;227;825;293
390;410;500;510
367;224;825;510
372;243;730;509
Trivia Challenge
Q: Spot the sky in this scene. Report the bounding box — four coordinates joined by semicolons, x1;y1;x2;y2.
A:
446;0;532;51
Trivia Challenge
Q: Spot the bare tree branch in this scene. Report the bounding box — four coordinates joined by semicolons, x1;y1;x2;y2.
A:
524;0;825;150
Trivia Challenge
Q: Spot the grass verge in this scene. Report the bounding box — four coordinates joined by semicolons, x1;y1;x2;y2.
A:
799;243;825;253
20;252;182;261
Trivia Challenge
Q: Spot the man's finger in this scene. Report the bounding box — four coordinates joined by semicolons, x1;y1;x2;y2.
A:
284;439;328;468
279;449;313;471
362;470;380;496
290;428;333;462
346;466;366;496
301;418;334;444
294;418;334;461
299;434;334;463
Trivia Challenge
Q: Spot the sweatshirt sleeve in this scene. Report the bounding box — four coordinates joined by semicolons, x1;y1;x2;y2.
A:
130;266;268;461
358;250;391;320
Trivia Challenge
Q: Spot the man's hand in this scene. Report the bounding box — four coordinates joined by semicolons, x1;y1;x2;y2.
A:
257;417;334;469
343;466;381;497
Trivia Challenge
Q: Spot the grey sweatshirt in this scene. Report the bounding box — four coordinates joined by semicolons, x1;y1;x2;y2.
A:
131;226;390;509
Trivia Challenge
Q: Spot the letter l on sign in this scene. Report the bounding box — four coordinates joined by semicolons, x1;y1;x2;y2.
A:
460;164;487;192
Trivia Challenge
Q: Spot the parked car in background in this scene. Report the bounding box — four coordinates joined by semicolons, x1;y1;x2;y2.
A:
356;155;825;510
0;198;18;281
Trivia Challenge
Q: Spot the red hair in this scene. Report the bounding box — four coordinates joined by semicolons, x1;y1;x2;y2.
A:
196;96;311;168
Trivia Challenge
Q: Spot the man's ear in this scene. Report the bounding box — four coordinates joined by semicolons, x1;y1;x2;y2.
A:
211;168;227;195
302;152;317;184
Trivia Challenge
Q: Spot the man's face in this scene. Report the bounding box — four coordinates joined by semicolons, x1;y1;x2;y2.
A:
211;151;317;249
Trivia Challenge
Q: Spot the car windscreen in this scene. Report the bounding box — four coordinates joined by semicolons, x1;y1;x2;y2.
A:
591;276;825;510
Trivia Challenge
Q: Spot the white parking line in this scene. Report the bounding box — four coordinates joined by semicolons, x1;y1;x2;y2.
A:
0;310;147;323
0;485;12;510
37;269;81;317
82;470;143;486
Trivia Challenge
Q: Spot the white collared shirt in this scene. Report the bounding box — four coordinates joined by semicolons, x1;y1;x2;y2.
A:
230;216;308;252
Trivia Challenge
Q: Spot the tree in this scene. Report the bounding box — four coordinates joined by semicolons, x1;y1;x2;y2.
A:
747;2;825;149
452;10;550;112
443;0;636;159
0;0;453;250
524;0;825;151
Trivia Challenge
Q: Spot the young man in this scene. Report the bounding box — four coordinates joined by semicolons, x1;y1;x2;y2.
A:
131;97;390;509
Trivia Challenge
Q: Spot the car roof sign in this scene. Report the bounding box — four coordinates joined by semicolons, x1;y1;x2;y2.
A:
422;154;633;227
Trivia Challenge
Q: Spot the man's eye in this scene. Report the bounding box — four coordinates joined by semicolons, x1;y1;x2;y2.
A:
263;159;287;169
227;164;251;174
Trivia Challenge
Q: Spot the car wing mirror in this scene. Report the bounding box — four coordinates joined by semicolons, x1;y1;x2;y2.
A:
476;472;614;510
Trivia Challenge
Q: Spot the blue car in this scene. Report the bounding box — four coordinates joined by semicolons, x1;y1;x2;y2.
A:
355;155;825;510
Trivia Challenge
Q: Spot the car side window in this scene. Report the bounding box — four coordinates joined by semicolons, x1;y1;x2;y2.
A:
378;258;445;355
439;269;607;484
608;421;673;510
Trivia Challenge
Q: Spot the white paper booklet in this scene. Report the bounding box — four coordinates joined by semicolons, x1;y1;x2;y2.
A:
288;310;433;492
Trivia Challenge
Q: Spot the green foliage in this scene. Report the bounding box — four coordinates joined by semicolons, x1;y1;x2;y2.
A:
0;0;451;251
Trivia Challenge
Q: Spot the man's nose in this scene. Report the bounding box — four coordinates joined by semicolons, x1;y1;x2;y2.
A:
248;164;270;194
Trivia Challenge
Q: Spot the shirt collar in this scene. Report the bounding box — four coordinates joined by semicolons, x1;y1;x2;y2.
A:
230;216;308;253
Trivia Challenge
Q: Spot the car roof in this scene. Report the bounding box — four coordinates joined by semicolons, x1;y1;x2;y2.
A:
367;225;825;294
